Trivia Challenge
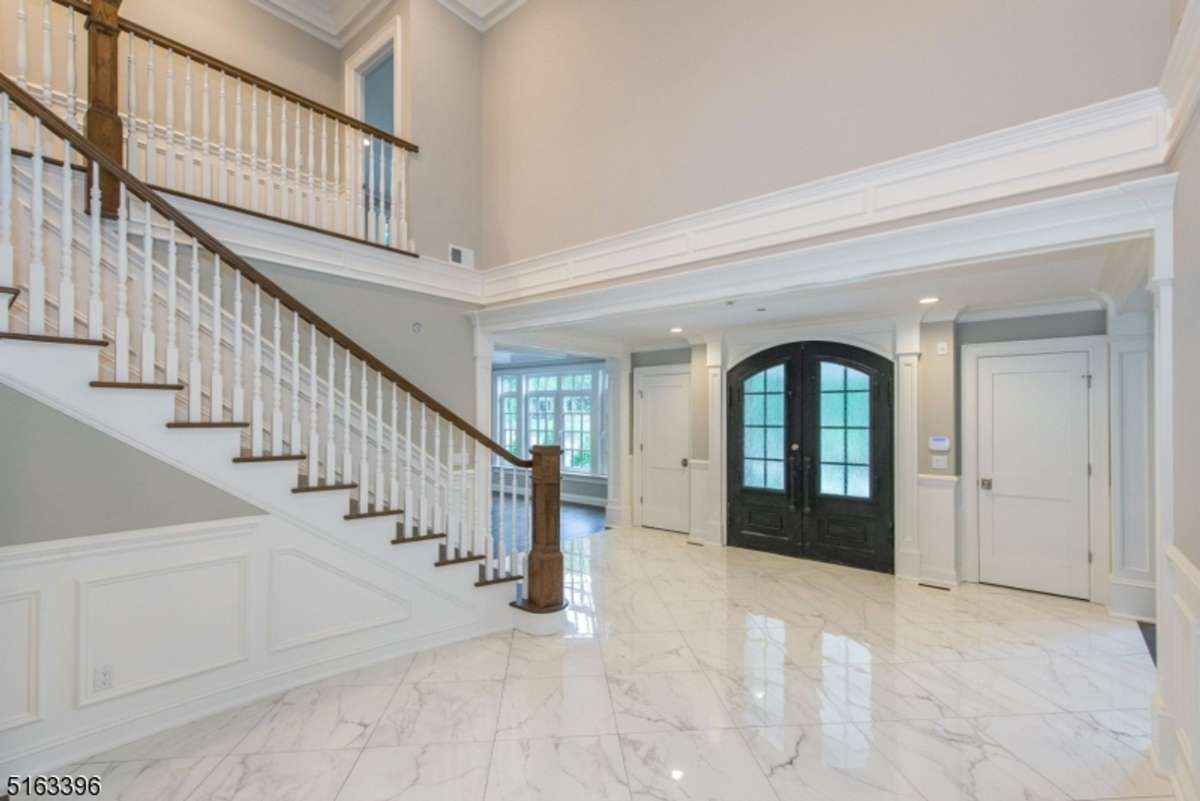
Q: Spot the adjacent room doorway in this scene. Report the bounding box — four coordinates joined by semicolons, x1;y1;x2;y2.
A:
727;342;894;572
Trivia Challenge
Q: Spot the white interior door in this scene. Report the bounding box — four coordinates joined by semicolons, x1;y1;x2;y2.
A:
637;370;691;532
978;351;1091;598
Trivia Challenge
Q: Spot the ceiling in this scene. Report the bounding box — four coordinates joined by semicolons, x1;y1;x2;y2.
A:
246;0;527;42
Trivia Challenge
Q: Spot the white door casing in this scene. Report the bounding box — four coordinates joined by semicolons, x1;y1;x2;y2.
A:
634;366;691;533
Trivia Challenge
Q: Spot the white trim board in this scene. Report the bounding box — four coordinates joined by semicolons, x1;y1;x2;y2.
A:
342;16;403;137
960;336;1111;604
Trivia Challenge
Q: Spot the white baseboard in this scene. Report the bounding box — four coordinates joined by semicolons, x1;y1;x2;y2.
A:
562;493;606;508
1108;576;1157;622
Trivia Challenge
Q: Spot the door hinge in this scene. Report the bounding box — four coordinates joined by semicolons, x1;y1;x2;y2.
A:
1084;374;1093;388
1088;463;1092;476
1088;551;1093;564
639;443;643;452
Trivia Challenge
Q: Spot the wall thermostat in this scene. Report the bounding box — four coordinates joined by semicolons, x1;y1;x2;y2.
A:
928;436;950;452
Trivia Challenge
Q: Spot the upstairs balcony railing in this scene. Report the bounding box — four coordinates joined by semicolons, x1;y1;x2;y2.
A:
6;0;417;254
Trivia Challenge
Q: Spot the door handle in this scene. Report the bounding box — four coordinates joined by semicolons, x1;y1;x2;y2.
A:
681;458;689;468
980;477;993;490
801;455;813;513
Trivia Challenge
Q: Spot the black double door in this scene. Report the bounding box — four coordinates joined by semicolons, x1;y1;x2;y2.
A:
727;342;894;573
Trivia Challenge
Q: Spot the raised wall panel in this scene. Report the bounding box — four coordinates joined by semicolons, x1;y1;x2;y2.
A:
0;592;39;731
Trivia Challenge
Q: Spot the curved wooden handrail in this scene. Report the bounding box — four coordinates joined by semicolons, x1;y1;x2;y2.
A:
52;0;418;153
2;73;524;466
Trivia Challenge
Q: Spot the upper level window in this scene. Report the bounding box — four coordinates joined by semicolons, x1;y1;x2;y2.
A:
819;361;871;498
743;364;785;490
494;364;607;477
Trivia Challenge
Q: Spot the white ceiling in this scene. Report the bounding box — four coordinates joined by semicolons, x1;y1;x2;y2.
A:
535;242;1144;351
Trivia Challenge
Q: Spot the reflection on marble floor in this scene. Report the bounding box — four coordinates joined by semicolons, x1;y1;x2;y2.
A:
48;526;1172;801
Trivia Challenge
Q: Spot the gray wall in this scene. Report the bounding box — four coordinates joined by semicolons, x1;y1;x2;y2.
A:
0;385;259;546
957;310;1108;345
1171;108;1200;566
919;321;958;474
480;0;1170;266
255;261;479;424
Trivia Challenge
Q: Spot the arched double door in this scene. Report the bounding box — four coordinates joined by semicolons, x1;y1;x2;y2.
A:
728;342;894;573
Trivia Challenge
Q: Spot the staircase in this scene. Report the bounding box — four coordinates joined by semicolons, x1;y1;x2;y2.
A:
0;68;565;608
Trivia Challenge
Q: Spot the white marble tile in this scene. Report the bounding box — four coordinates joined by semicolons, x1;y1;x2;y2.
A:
665;599;767;631
608;672;735;733
337;743;492;801
801;664;960;722
404;637;512;683
650;579;729;603
309;655;415;688
599;632;702;674
507;632;605;677
973;712;1174;799
856;718;1070;801
594;595;680;634
1077;709;1156;752
706;668;849;727
1071;653;1158;695
189;750;358;801
619;729;778;801
768;624;898;667
92;698;280;761
69;757;223;801
485;736;632;801
496;675;617;740
733;596;830;628
682;628;796;673
982;657;1151;711
367;681;503;746
896;660;1063;718
232;685;394;753
742;724;924;801
997;619;1148;658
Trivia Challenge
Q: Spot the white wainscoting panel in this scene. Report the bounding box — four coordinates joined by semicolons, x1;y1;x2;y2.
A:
1157;546;1200;801
918;475;960;588
687;460;714;546
0;591;40;732
1110;336;1156;621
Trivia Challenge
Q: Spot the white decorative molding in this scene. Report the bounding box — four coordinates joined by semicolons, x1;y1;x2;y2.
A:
481;89;1168;306
956;297;1105;323
76;556;249;706
246;0;392;46
1162;0;1200;157
687;460;713;546
268;549;411;652
436;0;527;32
1158;545;1200;801
0;591;40;732
894;320;922;581
918;475;959;588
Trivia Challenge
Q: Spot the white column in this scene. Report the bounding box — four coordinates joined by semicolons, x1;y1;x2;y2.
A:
705;338;725;545
606;353;633;528
473;328;494;437
894;317;922;581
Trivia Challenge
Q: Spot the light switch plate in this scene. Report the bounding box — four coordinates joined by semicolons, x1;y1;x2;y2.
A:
937;341;949;355
932;455;949;470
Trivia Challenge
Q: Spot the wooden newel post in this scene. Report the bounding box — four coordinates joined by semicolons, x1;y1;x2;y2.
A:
84;0;123;215
516;445;567;614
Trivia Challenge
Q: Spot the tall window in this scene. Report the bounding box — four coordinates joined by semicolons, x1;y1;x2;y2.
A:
743;364;785;490
819;361;871;498
494;364;607;477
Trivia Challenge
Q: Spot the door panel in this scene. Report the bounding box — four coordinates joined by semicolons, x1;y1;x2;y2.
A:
638;371;691;533
978;352;1090;598
728;342;893;572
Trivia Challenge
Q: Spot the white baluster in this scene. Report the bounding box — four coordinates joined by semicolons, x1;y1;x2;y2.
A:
114;183;129;379
523;468;531;578
217;73;227;203
183;57;193;194
165;50;175;189
272;297;283;454
495;463;504;580
291;309;300;455
86;163;102;341
145;44;156;185
16;0;28;92
279;100;288;219
404;393;413;538
126;31;136;177
510;464;519;577
234;79;244;206
460;430;469;557
28;120;45;336
389;384;400;511
375;140;385;244
66;8;78;130
419;403;428;535
187;239;201;420
210;254;223;421
320;117;329;230
251;282;263;456
326;341;337;484
307;109;315;224
292;102;302;222
200;65;210;197
231;269;243;421
308;326;320;476
139;199;154;381
40;0;51;111
375;371;384;507
389;145;399;248
333;124;342;234
366;135;376;243
398;150;409;250
249;88;258;211
265;93;274;216
56;142;74;338
0;94;12;310
353;133;362;239
359;360;369;504
342;351;352;483
165;222;178;384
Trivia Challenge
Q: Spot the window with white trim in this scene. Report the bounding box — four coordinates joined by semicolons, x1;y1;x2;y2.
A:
493;363;607;477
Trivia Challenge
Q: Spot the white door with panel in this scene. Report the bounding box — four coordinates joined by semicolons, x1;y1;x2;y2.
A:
636;370;691;533
977;351;1091;598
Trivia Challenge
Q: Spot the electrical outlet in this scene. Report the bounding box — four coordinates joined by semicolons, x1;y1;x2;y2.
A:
93;665;114;693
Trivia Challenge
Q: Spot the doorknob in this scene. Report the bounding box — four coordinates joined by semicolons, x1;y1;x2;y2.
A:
681;458;689;467
980;478;993;490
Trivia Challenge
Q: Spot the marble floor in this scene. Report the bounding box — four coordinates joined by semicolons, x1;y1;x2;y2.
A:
45;526;1172;801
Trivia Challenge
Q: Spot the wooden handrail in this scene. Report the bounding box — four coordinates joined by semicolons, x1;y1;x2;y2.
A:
52;0;418;154
1;73;523;466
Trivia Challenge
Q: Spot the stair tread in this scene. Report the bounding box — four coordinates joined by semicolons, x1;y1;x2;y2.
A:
91;381;186;390
232;453;307;463
391;531;446;545
345;506;405;521
476;574;524;588
167;421;250;429
434;553;486;567
292;482;358;494
0;332;108;347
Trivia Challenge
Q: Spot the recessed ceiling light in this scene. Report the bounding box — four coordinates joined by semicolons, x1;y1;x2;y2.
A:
669;327;683;333
919;297;940;304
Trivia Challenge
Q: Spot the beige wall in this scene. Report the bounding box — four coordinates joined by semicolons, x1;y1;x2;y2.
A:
1171;112;1200;566
480;0;1170;267
919;321;957;475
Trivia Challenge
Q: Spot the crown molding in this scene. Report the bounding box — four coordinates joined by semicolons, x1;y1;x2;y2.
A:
436;0;527;32
245;0;392;46
1162;0;1200;157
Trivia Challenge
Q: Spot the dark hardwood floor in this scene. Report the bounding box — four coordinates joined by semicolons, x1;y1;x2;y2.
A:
490;495;606;553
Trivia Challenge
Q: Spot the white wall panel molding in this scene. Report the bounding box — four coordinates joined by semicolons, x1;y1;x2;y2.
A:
481;89;1168;305
918;475;959;588
0;591;40;733
1158;545;1200;801
687;460;712;546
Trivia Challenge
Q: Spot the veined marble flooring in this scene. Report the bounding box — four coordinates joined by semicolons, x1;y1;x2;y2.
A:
43;527;1172;801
